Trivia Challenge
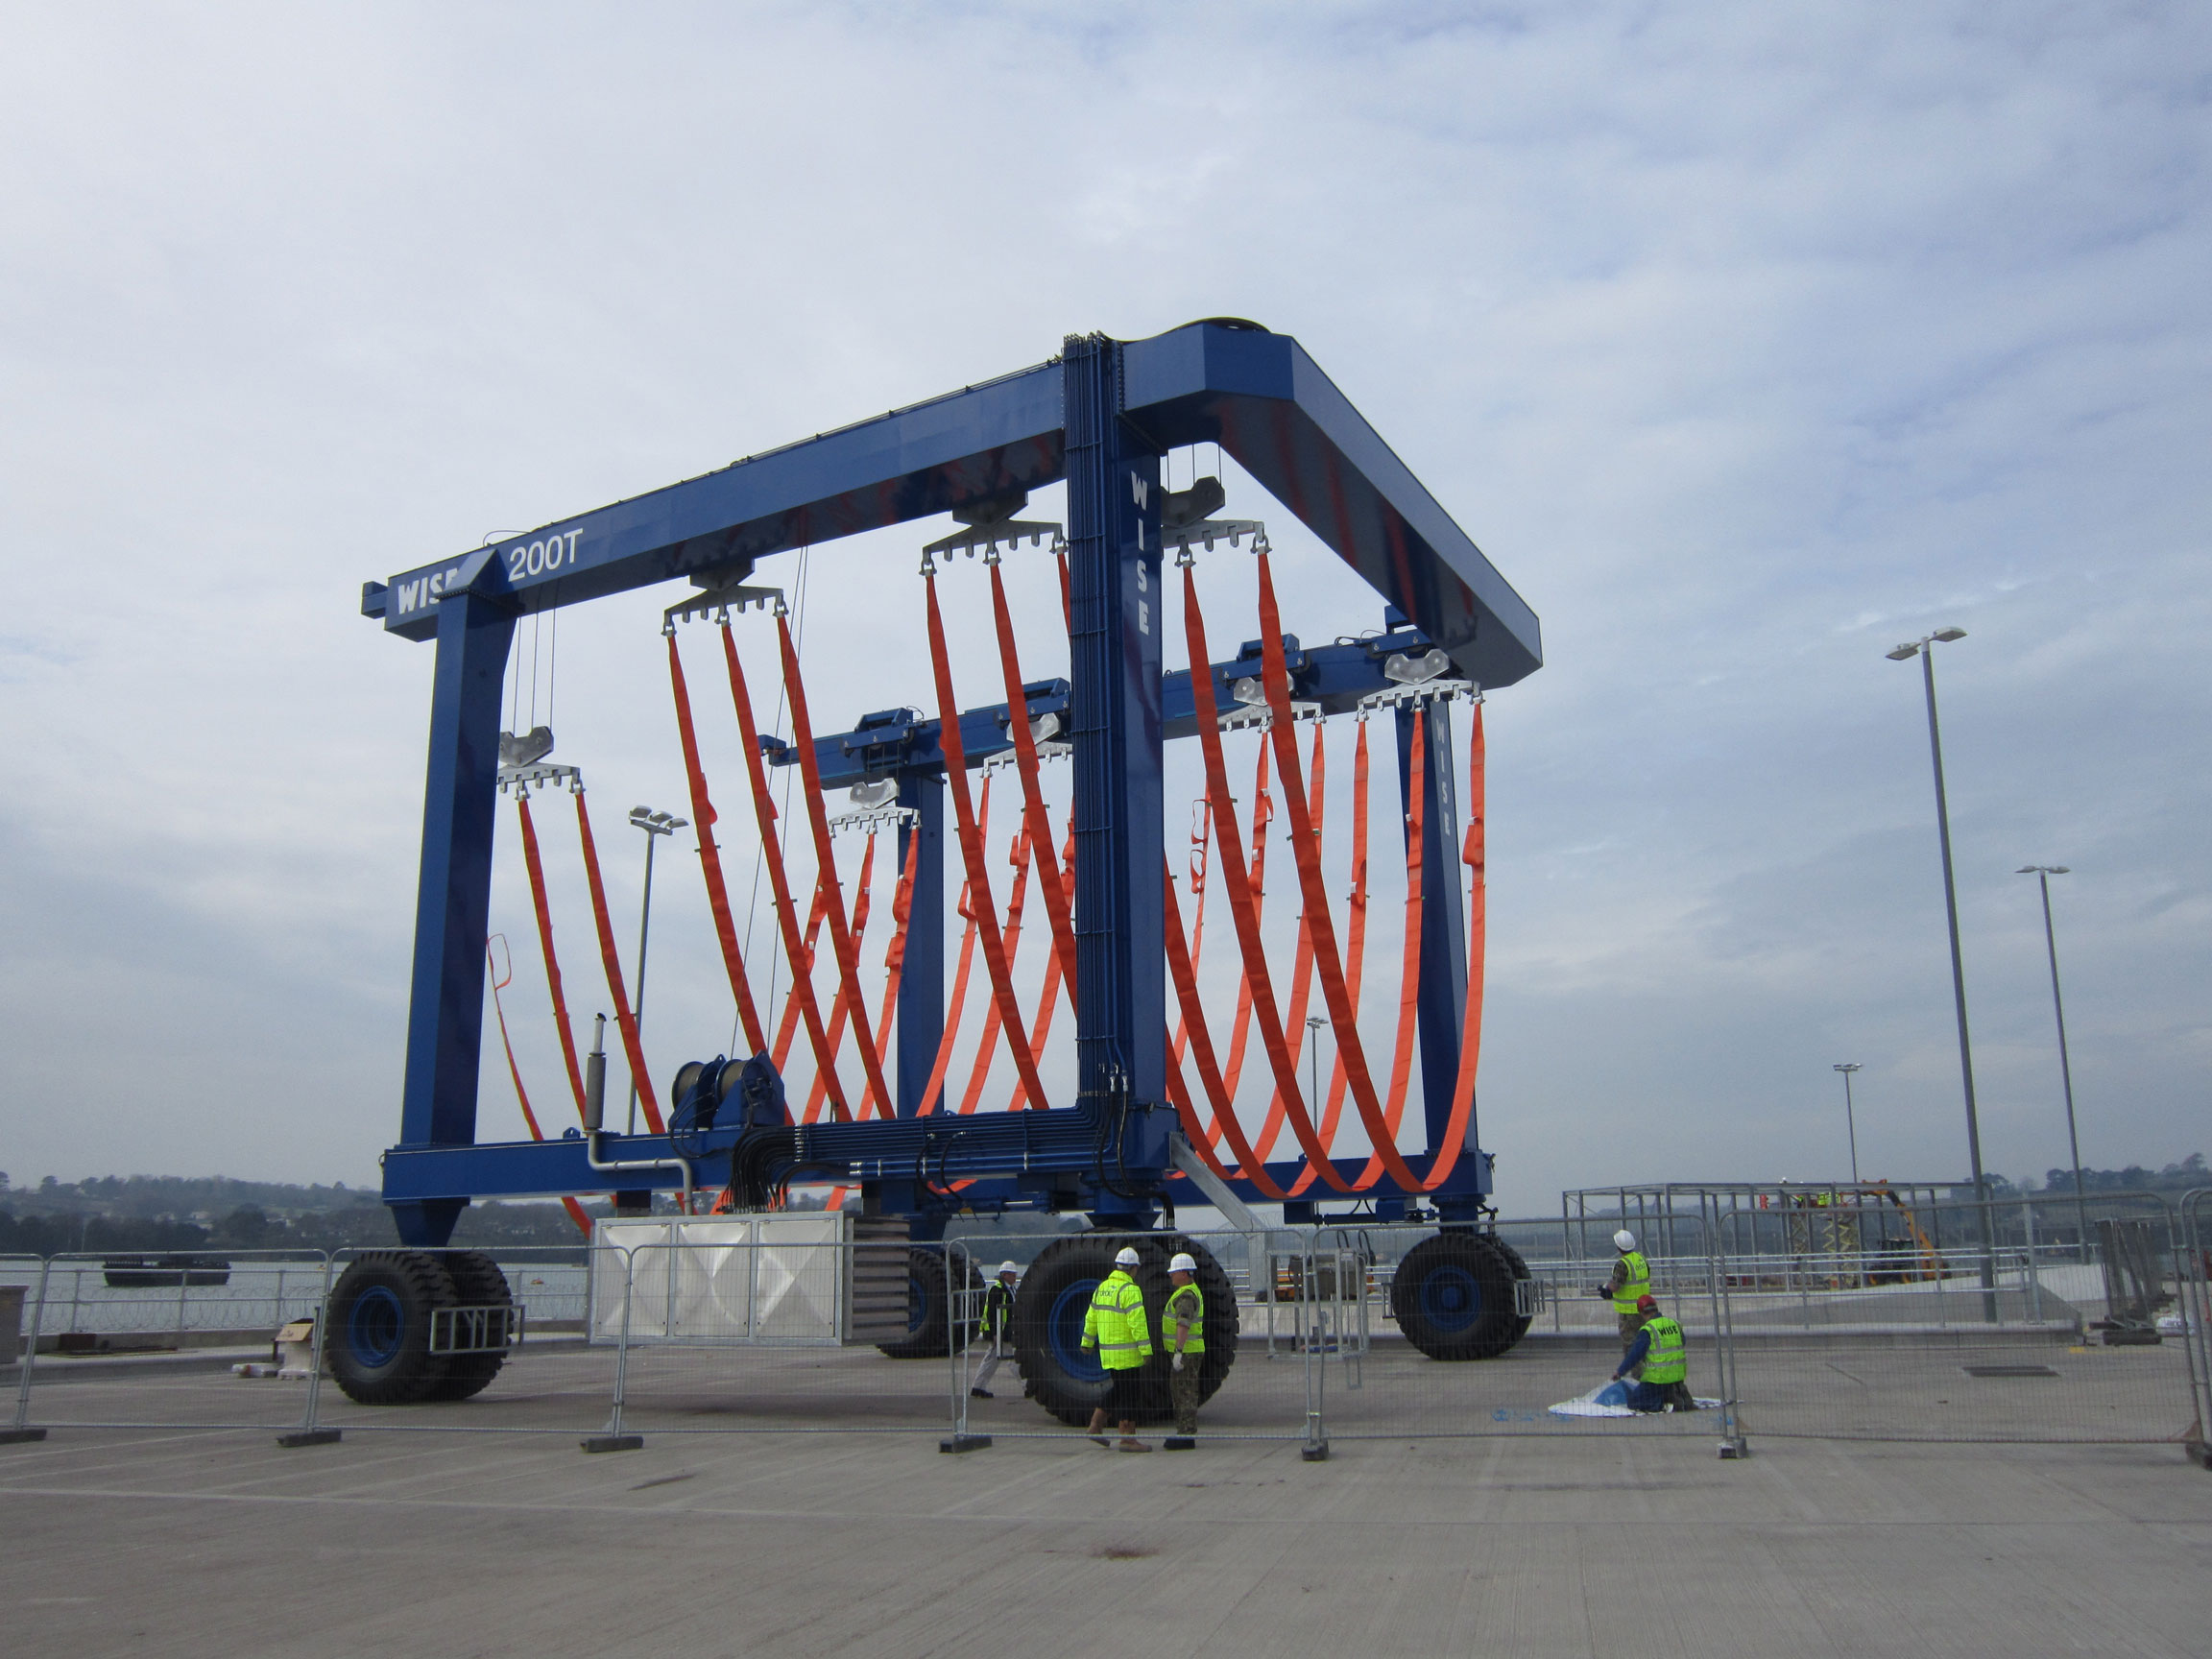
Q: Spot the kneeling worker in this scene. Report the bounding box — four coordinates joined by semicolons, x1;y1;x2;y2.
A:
1612;1293;1697;1412
1162;1252;1204;1450
1083;1246;1154;1453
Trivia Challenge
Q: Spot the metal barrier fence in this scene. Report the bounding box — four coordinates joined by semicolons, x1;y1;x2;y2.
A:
1308;1219;1744;1453
951;1229;1333;1455
1714;1196;2200;1449
2178;1189;2212;1467
4;1205;2206;1467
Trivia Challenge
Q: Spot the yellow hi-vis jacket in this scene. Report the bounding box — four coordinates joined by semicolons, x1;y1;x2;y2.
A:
1611;1250;1651;1316
1082;1269;1152;1370
1164;1283;1206;1356
1639;1315;1687;1384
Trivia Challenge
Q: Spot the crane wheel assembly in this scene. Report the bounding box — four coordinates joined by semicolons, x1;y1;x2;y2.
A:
877;1246;986;1359
1387;1231;1530;1361
1013;1235;1238;1427
325;1250;514;1405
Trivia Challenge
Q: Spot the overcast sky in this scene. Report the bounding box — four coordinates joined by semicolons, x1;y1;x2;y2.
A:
3;3;2206;1214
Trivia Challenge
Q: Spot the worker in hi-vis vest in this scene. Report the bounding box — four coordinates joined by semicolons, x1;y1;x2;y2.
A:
1162;1252;1205;1447
1612;1293;1696;1412
968;1262;1020;1400
1082;1246;1154;1453
1594;1229;1651;1350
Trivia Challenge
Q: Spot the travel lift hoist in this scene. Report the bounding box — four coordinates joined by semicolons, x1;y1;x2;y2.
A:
334;321;1545;1421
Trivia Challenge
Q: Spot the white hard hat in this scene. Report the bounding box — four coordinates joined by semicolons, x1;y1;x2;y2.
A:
997;1262;1019;1278
1613;1230;1638;1252
1114;1246;1142;1267
1168;1253;1197;1274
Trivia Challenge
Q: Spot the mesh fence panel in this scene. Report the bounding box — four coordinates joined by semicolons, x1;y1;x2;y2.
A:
1316;1220;1734;1445
1717;1197;2200;1447
10;1252;339;1434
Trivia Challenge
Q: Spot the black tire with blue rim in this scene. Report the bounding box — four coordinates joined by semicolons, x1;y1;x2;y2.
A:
876;1246;983;1359
1388;1231;1526;1360
325;1251;458;1404
1012;1234;1238;1427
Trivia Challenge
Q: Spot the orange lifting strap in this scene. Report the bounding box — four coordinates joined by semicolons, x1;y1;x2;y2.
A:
665;633;768;1055
1244;553;1424;1190
872;826;922;1072
1163;856;1289;1199
914;777;990;1115
573;790;665;1136
800;832;878;1125
716;622;851;1120
777;614;897;1120
1179;565;1353;1192
1215;739;1276;1120
1169;800;1210;1070
1355;705;1427;1189
515;794;589;1119
1008;827;1074;1111
1297;715;1373;1190
924;568;1052;1112
988;559;1076;989
954;826;1036;1115
770;876;833;1071
1248;723;1326;1162
487;936;593;1237
1423;701;1486;1187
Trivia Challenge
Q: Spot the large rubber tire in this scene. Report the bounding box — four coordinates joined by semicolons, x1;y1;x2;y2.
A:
426;1251;513;1402
1012;1234;1239;1428
1490;1236;1536;1346
325;1252;459;1405
876;1247;984;1359
1388;1231;1528;1361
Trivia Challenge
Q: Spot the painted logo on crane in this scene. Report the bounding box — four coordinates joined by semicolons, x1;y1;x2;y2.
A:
391;564;469;616
390;530;584;619
503;530;583;583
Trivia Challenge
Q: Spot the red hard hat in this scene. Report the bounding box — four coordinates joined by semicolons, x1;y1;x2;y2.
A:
1636;1294;1659;1313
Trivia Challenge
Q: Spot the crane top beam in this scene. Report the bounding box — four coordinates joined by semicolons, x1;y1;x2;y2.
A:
361;322;1542;689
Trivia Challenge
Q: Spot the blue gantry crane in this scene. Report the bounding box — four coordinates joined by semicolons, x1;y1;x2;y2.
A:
335;321;1544;1417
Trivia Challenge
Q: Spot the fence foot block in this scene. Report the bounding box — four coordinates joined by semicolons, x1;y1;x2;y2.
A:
939;1434;992;1454
582;1434;644;1454
1719;1437;1750;1460
2186;1439;2211;1472
1163;1436;1195;1452
1300;1440;1330;1462
276;1428;342;1449
0;1428;48;1445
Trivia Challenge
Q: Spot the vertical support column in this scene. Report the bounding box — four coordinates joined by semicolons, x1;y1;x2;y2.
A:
1395;696;1476;1164
1063;334;1166;1202
392;589;513;1247
895;770;945;1118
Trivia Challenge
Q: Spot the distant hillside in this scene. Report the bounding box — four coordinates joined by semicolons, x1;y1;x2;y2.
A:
0;1173;381;1220
0;1171;839;1257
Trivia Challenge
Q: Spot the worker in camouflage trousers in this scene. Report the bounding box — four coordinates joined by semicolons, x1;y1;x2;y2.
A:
1162;1252;1205;1448
968;1261;1020;1400
1594;1229;1651;1351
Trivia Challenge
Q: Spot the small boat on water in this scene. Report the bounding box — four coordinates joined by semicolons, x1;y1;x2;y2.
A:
102;1255;231;1288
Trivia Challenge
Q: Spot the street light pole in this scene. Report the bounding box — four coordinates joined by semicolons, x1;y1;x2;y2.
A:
2017;865;2088;1259
626;805;687;1137
1832;1064;1862;1185
1886;628;1996;1319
